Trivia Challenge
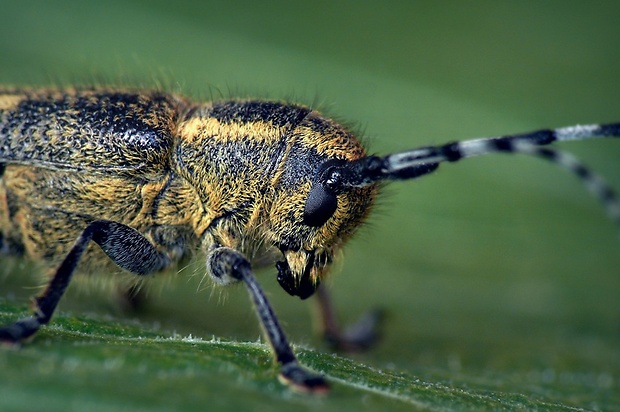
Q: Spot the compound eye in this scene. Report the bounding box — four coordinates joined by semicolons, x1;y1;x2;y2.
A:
303;183;337;227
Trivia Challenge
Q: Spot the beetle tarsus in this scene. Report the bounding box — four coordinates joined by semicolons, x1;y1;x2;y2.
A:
315;284;384;352
325;308;385;352
278;362;329;394
0;316;40;345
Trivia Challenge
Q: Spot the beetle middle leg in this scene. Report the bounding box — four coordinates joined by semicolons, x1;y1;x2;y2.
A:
207;245;329;393
0;220;170;344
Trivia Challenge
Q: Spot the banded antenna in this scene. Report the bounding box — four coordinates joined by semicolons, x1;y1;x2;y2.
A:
306;123;620;227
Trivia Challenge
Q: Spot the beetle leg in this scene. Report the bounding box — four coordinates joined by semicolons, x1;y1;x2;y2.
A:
0;220;169;344
314;284;384;352
116;283;148;312
206;246;329;394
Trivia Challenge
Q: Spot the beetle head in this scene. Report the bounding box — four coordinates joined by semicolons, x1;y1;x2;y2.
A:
177;100;377;300
266;110;377;299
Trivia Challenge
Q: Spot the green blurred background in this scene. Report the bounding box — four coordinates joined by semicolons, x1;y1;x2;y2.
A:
1;1;619;410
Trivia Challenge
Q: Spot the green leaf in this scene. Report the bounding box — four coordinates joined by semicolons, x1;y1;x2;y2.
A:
0;298;612;411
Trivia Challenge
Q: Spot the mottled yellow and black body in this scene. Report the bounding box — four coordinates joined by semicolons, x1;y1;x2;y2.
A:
2;87;618;393
0;88;375;290
0;88;377;392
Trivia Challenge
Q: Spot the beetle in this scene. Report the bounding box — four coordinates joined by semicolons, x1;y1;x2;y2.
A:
0;87;618;393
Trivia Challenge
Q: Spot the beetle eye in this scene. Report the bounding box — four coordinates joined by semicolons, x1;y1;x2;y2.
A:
303;183;337;227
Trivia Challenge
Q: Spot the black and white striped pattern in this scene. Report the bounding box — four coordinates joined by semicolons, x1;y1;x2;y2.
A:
379;122;620;225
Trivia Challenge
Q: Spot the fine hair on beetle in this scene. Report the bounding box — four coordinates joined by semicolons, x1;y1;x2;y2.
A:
0;87;618;393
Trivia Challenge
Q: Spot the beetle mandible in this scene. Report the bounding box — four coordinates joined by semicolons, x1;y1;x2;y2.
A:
0;87;618;393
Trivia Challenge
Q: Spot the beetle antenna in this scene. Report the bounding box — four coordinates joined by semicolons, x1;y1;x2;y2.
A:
338;123;620;224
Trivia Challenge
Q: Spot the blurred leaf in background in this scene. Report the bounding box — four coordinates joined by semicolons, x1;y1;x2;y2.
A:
1;1;619;410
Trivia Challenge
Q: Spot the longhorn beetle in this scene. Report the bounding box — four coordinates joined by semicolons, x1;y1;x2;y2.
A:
0;87;618;393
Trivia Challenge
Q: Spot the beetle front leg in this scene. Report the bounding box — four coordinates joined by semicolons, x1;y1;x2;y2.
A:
0;220;170;344
207;246;329;393
314;284;384;352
